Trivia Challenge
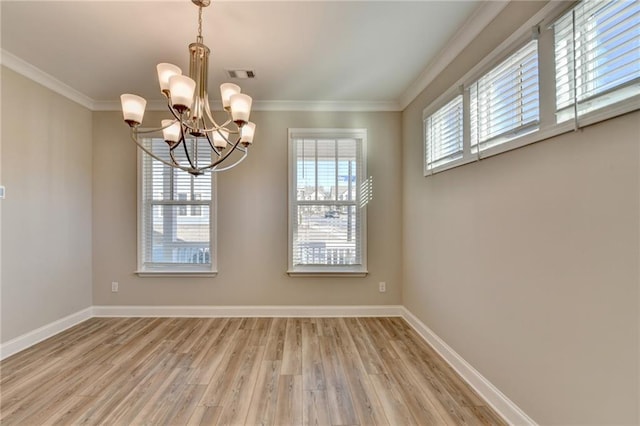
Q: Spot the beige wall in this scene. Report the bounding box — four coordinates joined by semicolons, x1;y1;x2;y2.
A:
92;110;402;306
0;67;93;343
402;2;640;424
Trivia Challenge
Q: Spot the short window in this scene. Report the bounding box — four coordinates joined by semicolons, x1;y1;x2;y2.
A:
554;0;640;120
470;40;539;151
288;129;367;276
424;95;463;172
138;138;216;275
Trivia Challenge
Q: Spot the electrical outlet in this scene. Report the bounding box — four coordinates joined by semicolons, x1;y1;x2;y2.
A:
379;282;386;293
111;281;119;292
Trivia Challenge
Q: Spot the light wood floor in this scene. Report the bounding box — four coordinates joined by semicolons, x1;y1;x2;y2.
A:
0;317;506;425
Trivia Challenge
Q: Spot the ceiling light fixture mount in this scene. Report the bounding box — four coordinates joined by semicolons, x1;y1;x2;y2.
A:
120;0;255;176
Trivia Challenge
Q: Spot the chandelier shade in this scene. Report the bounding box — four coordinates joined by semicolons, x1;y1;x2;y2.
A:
120;0;256;176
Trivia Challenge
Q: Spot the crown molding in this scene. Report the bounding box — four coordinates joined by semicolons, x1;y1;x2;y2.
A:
2;49;400;113
251;100;401;112
1;49;95;110
93;99;401;112
398;0;510;110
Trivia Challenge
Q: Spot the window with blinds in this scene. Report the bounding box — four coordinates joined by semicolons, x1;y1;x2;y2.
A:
288;129;367;275
421;0;639;177
470;40;539;151
138;138;216;274
424;95;463;171
554;0;640;121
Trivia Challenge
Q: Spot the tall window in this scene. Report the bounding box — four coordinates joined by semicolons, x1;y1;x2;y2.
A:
288;129;367;275
138;138;216;275
470;40;539;151
554;0;640;120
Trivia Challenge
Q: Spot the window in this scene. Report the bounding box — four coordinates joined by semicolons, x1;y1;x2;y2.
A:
288;129;367;276
423;0;639;176
138;138;216;275
470;40;539;151
425;95;463;172
554;0;640;121
424;39;540;173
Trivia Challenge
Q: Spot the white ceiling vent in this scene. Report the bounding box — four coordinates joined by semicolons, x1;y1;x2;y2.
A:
226;69;256;79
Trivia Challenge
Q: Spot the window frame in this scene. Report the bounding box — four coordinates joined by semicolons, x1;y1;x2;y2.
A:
136;137;218;277
287;128;368;277
423;0;640;176
424;93;465;175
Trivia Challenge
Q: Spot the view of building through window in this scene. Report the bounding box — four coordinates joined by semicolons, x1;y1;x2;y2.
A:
290;133;366;270
140;138;214;270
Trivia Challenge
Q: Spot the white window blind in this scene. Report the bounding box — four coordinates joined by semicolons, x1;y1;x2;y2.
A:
288;129;367;275
139;138;216;274
470;40;539;151
554;0;640;120
424;95;463;171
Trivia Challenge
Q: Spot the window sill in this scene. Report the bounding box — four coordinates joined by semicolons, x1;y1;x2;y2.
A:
135;270;218;278
287;270;368;278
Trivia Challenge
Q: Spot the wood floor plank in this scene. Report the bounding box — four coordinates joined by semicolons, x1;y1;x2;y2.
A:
215;340;265;425
187;405;222;426
273;374;303;426
333;318;388;425
301;319;325;391
360;318;453;425
245;361;281;425
0;317;507;426
198;327;253;406
302;389;332;426
318;333;359;426
369;372;419;426
263;317;287;361
281;318;302;375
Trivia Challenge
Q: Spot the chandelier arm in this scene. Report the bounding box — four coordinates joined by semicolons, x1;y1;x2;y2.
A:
129;130;192;173
179;116;237;135
179;123;198;170
169;149;181;167
208;149;248;172
167;99;184;122
204;137;244;170
204;101;237;134
128;119;178;135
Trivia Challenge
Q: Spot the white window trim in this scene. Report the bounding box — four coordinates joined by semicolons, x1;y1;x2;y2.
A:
423;92;465;175
135;138;218;277
287;128;368;277
422;0;640;176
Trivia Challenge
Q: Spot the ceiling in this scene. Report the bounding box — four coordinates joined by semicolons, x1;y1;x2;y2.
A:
1;1;496;111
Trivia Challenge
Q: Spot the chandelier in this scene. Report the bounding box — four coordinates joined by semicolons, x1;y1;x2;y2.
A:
120;0;256;176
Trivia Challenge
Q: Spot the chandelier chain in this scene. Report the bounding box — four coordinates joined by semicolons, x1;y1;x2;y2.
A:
197;6;203;42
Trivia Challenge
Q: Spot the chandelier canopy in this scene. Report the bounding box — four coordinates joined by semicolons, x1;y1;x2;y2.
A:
120;0;256;176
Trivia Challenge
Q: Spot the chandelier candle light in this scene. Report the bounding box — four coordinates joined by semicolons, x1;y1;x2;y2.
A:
120;0;256;176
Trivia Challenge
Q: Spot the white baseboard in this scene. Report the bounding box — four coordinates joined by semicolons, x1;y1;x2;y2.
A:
0;307;93;361
400;307;537;426
92;304;405;318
